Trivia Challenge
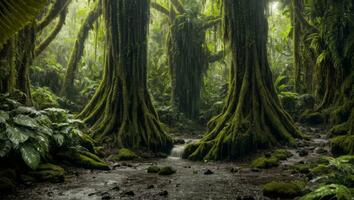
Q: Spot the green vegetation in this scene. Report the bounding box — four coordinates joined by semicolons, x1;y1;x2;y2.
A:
263;181;305;198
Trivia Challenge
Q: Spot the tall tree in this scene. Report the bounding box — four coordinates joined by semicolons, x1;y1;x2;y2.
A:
78;0;172;152
61;2;102;98
152;1;223;119
183;0;301;160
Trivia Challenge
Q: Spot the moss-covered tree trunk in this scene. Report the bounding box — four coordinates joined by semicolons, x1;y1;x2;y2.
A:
183;0;301;160
292;0;303;93
61;3;102;98
168;14;209;119
78;0;172;152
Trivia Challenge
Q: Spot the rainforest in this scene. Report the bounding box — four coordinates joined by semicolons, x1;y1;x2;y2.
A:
0;0;353;199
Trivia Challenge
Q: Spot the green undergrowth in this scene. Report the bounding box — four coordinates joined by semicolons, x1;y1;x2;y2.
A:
0;94;108;192
108;148;139;161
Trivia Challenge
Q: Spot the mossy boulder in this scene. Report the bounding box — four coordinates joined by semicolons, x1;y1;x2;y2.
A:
273;149;293;160
251;156;280;169
292;163;312;174
57;150;110;170
110;148;138;161
147;166;160;173
300;184;352;200
158;166;176;175
331;135;354;156
28;163;65;183
330;123;350;137
263;181;305;198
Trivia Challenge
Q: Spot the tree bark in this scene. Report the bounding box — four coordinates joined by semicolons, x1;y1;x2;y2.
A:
292;0;303;93
78;0;172;152
183;0;301;160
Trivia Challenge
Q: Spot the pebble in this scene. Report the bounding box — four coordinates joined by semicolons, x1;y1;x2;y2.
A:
204;169;214;175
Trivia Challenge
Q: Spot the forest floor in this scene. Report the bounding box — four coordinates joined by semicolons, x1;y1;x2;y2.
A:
3;124;329;200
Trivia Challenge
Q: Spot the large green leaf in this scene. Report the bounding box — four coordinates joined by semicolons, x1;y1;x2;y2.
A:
20;144;41;170
0;0;47;49
0;140;12;157
0;110;9;124
6;126;29;146
13;114;40;129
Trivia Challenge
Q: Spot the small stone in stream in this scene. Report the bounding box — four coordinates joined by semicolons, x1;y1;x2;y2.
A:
101;192;111;200
251;168;261;172
315;147;328;154
298;149;309;157
111;186;120;191
147;185;155;189
123;191;135;196
242;196;256;200
230;167;240;173
158;190;169;196
176;183;181;187
173;138;185;145
147;166;160;173
204;169;214;175
193;170;198;174
158;166;176;175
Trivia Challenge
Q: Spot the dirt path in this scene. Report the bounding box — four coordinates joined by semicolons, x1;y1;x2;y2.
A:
2;125;329;200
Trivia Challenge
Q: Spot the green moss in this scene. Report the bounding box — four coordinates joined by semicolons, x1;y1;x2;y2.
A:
147;166;160;173
331;135;354;156
273;149;293;160
292;163;312;174
28;163;65;183
251;156;280;169
300;184;352;200
32;87;59;110
330;123;350;137
300;112;326;124
110;148;138;161
43;108;68;123
158;166;176;175
263;181;305;198
310;164;330;177
57;150;109;170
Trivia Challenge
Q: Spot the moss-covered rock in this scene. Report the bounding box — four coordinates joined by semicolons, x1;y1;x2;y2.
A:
147;166;160;173
309;164;330;177
251;156;280;169
330;123;350;137
263;181;305;198
57;150;110;170
110;148;139;161
300;184;352;200
292;163;312;174
273;149;293;160
331;135;354;156
28;163;65;183
158;166;176;175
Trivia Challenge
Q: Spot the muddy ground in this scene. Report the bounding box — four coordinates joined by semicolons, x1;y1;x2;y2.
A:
2;125;329;200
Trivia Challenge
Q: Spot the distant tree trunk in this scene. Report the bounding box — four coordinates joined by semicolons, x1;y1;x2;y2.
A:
168;14;209;119
183;0;301;161
0;41;16;94
78;0;172;152
61;4;102;98
292;0;303;93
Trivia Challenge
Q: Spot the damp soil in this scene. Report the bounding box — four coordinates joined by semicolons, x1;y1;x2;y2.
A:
2;124;330;200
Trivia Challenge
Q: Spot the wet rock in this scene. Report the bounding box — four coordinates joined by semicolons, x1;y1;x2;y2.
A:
315;147;328;154
264;152;272;158
204;169;214;175
251;168;261;172
173;138;185;145
158;166;176;175
230;167;240;173
273;149;293;160
123;191;135;196
298;149;309;157
331;135;354;156
147;185;155;189
158;190;168;196
147;166;160;173
101;192;111;200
